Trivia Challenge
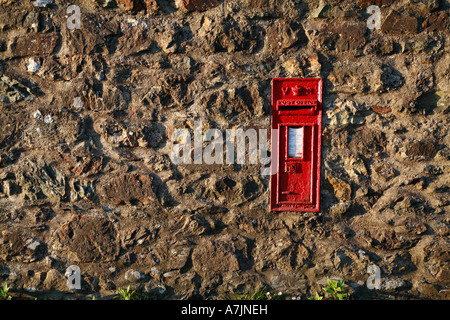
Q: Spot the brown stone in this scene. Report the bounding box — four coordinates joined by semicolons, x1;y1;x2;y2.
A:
167;214;216;238
116;20;154;55
10;33;59;57
367;229;417;250
348;127;386;154
265;19;305;53
144;0;160;14
177;0;219;11
62;13;118;55
198;16;263;54
17;158;67;201
421;240;450;285
372;105;392;114
381;11;418;35
328;58;384;94
55;215;120;262
318;21;366;53
0;230;26;260
93;117;165;148
91;0;116;7
0;0;448;301
116;0;145;12
69;155;103;177
97;173;158;205
326;173;352;201
254;236;310;272
422;11;449;32
403;140;437;161
192;235;250;273
0;230;44;262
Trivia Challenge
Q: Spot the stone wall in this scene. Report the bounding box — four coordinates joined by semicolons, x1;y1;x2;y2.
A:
0;0;448;299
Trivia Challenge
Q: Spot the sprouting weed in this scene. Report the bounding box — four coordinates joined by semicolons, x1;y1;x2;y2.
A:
114;285;138;300
0;282;12;300
310;279;350;300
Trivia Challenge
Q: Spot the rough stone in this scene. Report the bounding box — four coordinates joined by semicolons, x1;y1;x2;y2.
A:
0;75;33;103
62;12;118;55
116;20;154;55
325;173;352;201
54;215;120;262
167;214;216;238
382;278;409;291
176;0;219;12
328;58;384;94
92;0;116;8
365;228;417;250
422;11;449;32
254;236;310;271
264;19;305;53
381;11;418;35
17;158;66;201
200;18;262;54
10;33;59;57
116;0;145;12
93;117;165;148
329;201;352;216
192;235;250;273
318;21;366;53
0;231;45;262
97;173;158;205
402;140;437;161
325;100;365;128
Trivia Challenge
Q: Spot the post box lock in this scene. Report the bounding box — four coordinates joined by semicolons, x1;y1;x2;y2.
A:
285;162;301;173
270;78;323;212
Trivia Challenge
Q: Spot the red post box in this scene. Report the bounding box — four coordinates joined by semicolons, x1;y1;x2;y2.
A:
270;78;323;212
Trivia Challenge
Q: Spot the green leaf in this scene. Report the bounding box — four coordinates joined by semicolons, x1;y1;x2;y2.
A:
327;279;333;287
323;287;334;294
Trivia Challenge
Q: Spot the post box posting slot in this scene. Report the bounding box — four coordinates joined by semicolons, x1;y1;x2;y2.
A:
270;78;322;212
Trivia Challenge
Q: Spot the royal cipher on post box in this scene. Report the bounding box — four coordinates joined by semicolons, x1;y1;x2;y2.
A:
270;78;323;212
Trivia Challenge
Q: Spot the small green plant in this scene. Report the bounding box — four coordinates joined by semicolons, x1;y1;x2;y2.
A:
0;282;12;300
311;292;324;300
311;279;350;300
114;286;138;300
224;286;284;300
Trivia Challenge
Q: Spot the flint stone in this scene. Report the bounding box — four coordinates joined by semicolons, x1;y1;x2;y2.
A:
382;278;409;291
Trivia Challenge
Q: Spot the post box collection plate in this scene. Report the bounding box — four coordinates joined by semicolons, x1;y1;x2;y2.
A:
270;78;323;212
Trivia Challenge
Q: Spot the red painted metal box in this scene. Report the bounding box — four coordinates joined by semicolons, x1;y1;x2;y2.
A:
270;78;323;212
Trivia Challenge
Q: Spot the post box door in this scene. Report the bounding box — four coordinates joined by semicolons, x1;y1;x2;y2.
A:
278;124;315;204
